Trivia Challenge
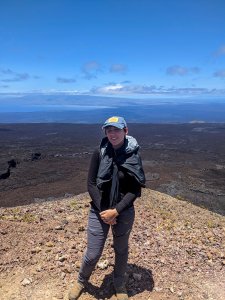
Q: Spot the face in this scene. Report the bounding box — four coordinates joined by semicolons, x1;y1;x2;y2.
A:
105;126;128;149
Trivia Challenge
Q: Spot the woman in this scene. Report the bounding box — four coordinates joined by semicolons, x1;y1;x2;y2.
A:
68;116;145;300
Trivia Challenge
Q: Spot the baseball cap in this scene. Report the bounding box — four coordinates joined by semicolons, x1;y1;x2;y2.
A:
102;116;127;129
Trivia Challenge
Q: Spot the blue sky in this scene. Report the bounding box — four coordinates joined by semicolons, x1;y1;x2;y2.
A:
0;0;225;100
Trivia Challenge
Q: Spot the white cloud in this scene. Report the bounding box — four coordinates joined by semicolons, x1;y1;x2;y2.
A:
91;84;124;94
1;85;225;98
91;83;225;96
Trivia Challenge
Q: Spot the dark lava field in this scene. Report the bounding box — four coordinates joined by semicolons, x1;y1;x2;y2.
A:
0;123;224;215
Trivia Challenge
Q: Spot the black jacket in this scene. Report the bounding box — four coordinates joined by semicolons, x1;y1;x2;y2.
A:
87;136;145;213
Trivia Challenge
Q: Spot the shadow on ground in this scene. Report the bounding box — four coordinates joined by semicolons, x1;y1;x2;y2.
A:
85;263;154;299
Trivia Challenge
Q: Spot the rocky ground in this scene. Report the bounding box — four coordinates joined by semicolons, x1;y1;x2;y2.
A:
0;189;224;300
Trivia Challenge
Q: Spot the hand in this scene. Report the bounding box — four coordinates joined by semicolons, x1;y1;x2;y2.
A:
100;209;119;224
104;218;117;225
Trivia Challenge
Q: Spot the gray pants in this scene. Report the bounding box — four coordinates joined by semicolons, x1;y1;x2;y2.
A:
78;206;135;287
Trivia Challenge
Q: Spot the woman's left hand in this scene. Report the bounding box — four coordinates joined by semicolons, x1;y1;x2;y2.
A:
105;218;117;225
100;209;119;223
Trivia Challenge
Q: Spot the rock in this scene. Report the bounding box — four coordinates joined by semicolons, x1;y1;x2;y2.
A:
21;278;32;286
55;225;64;230
146;172;160;181
36;265;42;272
31;247;42;254
58;256;67;262
45;241;55;247
0;230;7;235
154;287;163;292
78;225;85;232
62;264;73;273
132;273;142;281
74;261;81;269
62;219;69;226
97;260;109;269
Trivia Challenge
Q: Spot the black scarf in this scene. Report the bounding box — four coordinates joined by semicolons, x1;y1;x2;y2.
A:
96;136;145;208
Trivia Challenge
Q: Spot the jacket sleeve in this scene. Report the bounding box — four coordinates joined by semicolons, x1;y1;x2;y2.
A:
87;149;101;211
115;176;142;214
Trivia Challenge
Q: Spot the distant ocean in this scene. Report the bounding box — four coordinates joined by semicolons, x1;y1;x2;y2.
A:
0;96;225;123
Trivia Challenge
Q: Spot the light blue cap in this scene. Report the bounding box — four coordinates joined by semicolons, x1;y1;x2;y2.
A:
102;116;127;129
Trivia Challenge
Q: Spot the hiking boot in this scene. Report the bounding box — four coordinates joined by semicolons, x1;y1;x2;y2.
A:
114;284;129;300
68;281;84;300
